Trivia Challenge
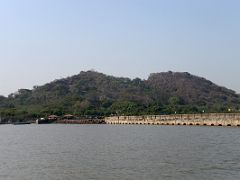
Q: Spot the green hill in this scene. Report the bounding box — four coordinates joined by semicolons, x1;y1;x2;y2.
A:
0;71;239;121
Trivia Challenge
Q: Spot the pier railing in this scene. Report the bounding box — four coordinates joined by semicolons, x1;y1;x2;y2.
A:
104;113;240;127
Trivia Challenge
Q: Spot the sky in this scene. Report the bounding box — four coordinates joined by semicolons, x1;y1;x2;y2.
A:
0;0;240;96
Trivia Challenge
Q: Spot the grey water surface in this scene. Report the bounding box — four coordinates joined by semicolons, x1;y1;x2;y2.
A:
0;124;240;180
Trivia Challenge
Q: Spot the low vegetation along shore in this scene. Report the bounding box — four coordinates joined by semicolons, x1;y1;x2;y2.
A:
0;71;240;123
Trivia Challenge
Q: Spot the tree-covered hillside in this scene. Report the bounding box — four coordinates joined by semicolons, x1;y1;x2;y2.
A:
0;71;239;121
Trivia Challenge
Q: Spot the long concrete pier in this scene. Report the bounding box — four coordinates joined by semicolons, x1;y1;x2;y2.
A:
105;113;240;127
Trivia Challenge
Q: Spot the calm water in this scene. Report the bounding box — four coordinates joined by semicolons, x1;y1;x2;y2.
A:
0;124;240;180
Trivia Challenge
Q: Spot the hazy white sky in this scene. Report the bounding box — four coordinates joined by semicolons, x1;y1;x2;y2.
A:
0;0;240;96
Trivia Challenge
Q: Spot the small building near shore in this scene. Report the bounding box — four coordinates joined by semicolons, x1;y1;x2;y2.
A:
64;114;74;120
48;115;58;121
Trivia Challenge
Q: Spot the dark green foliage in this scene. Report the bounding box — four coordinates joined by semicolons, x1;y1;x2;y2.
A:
0;70;239;121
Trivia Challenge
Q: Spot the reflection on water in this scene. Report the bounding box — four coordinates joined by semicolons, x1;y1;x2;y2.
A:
0;124;240;180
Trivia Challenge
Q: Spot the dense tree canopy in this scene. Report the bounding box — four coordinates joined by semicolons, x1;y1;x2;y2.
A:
0;71;239;122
